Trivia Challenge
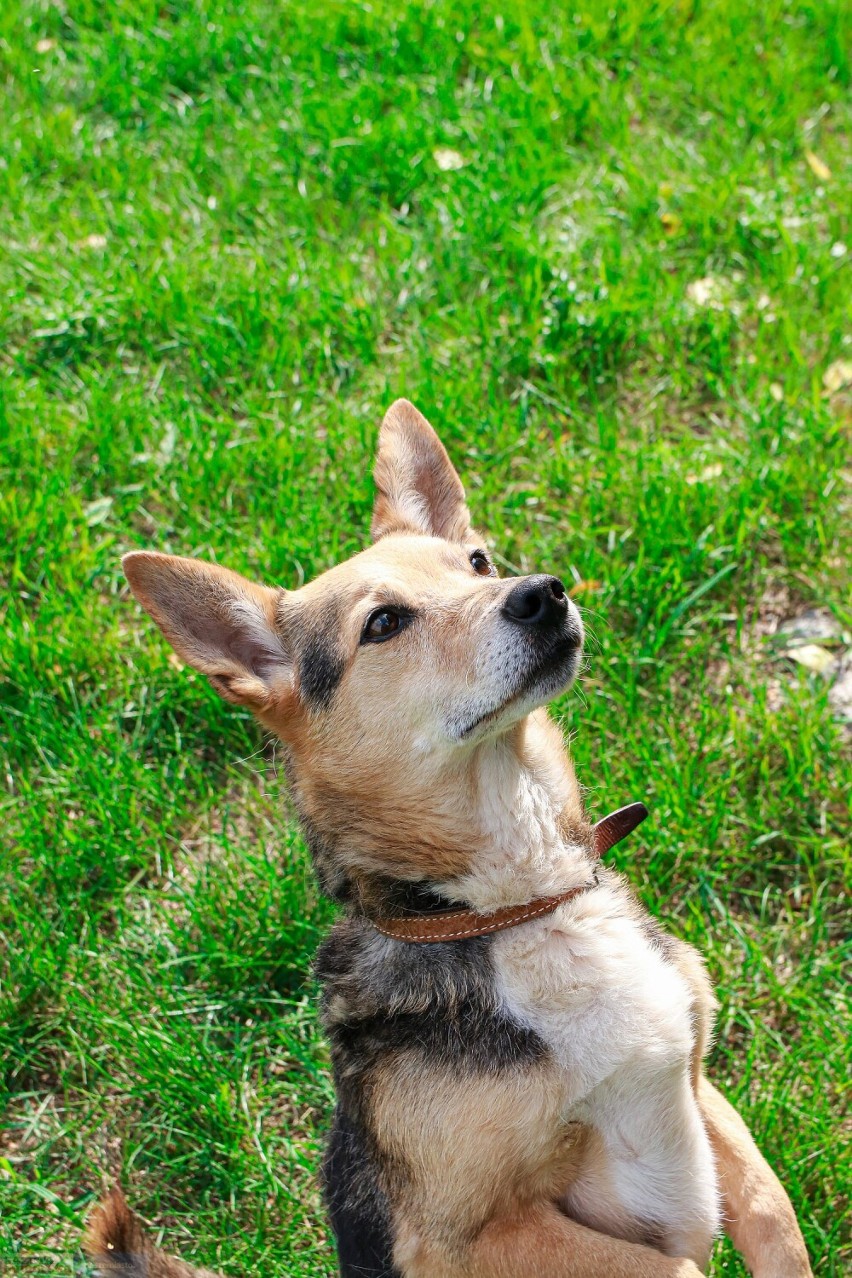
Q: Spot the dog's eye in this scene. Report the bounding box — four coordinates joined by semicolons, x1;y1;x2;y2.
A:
362;609;404;644
470;551;493;577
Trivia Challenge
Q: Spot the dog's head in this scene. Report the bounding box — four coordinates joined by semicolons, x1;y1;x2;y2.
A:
124;401;584;896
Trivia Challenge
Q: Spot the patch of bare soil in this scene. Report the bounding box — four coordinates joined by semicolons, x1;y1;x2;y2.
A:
708;585;851;731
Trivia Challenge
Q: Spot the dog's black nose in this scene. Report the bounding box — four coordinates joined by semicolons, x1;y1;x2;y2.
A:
502;575;568;628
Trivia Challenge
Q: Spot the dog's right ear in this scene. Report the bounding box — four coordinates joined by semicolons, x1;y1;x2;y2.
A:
122;551;292;710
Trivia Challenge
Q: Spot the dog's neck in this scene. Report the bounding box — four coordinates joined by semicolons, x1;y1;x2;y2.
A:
343;710;595;917
434;711;593;911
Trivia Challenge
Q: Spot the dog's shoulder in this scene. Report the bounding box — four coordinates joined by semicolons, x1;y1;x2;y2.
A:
596;866;718;1023
316;917;549;1083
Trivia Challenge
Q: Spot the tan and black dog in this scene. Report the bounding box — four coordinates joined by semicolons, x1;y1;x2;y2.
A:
87;401;812;1278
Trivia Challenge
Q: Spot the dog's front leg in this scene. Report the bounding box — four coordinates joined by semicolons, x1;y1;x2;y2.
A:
698;1076;812;1278
396;1202;705;1278
471;1204;707;1278
381;1064;709;1278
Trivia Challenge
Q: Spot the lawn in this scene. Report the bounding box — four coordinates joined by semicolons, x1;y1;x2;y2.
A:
0;0;849;1274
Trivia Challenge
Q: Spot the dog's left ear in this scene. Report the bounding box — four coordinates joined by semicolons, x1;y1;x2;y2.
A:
371;399;472;542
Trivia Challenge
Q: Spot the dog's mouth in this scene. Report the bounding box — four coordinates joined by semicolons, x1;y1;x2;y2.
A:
455;634;582;741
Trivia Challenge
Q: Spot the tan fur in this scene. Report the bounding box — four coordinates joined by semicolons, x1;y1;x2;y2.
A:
375;1059;697;1272
110;399;813;1278
373;1059;586;1237
85;1188;222;1278
122;553;291;711
465;1204;706;1278
371;400;473;542
698;1078;812;1278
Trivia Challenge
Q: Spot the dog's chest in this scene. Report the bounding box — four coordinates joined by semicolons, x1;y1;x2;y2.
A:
491;892;720;1260
491;892;695;1087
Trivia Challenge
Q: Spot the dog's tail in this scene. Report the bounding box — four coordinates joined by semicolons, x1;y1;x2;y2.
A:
84;1187;225;1278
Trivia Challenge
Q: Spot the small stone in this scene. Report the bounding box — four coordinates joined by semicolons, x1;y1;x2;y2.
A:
433;148;465;171
823;359;852;394
778;608;843;646
828;656;852;723
785;644;836;676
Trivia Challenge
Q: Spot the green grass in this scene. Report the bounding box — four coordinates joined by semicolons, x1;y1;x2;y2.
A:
1;0;849;1273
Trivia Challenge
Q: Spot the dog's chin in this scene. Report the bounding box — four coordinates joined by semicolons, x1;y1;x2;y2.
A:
454;644;581;743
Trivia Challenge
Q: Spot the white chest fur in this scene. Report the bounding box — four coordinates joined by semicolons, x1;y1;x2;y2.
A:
491;883;721;1264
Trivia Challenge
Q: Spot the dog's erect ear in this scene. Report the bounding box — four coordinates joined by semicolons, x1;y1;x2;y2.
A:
122;551;292;709
371;399;472;542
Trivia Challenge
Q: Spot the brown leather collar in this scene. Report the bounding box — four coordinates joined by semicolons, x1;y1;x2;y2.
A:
370;802;648;945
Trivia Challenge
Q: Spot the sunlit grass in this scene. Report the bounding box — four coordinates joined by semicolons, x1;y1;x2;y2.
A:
1;0;849;1273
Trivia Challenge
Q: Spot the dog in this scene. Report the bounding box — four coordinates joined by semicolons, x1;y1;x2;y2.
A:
87;400;812;1278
